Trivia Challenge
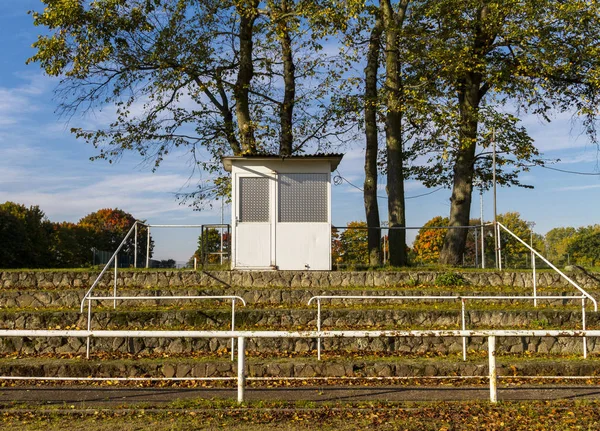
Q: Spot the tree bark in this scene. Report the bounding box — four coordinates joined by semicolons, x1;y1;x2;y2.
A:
381;0;410;267
364;15;383;266
277;0;295;156
234;0;259;154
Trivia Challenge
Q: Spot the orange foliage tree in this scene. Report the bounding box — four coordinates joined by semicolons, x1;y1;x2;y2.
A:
412;216;449;264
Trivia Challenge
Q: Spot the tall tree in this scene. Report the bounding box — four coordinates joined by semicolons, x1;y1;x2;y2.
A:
363;12;384;266
406;1;600;265
381;0;410;266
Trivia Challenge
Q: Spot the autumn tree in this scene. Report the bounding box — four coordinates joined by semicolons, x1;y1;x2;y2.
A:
78;209;153;266
545;227;577;265
412;216;448;264
335;221;370;266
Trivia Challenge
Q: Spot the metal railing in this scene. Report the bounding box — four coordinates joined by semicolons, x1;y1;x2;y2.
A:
496;222;598;311
0;328;597;403
83;294;246;360
308;295;590;360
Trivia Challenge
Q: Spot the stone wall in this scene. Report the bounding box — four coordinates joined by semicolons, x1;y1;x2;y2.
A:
1;269;599;290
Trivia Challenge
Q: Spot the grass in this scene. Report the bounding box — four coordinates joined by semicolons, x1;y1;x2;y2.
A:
2;400;600;430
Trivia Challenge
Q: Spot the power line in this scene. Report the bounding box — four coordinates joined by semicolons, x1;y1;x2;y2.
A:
539;165;600;176
333;171;444;200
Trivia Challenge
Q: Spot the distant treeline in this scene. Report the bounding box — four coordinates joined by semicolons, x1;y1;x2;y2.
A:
0;202;152;269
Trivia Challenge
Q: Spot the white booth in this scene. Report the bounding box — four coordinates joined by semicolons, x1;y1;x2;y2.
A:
222;155;342;270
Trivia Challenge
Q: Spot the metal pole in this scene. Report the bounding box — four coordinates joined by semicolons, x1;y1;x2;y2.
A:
237;337;245;403
461;298;467;361
134;223;138;269
146;227;151;269
582;298;587;359
317;299;322;360
533;255;537;307
480;189;485;269
488;335;497;403
231;299;236;361
220;199;224;266
492;130;498;270
86;298;91;359
194;257;197;271
474;228;479;269
113;257;117;309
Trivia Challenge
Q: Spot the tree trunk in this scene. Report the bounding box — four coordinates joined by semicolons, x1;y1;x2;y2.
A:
364;16;383;267
234;1;258;154
277;0;295;156
381;0;410;267
440;6;493;265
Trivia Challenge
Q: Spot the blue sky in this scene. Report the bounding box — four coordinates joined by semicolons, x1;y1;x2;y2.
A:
1;1;599;262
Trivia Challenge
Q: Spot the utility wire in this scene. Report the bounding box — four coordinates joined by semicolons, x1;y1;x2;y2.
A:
538;165;600;176
333;171;444;200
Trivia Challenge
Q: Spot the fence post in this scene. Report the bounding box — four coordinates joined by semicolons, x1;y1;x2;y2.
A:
146;226;151;268
134;223;138;268
533;255;537;307
86;298;92;359
582;298;587;359
497;224;503;271
461;299;467;361
317;299;322;360
231;299;236;361
488;335;497;403
113;257;118;309
237;336;245;403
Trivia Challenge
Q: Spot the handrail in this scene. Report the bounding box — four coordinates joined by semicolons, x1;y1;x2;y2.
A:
80;221;139;313
84;294;246;360
0;328;598;403
495;221;598;311
308;294;589;360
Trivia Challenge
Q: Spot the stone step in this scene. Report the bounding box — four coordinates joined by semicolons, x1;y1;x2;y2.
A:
0;287;596;309
0;355;597;380
0;308;594;331
1;269;599;291
0;332;595;357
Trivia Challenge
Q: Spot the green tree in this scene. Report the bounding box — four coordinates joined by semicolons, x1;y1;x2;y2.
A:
192;228;227;264
0;202;53;268
567;225;600;267
407;1;600;265
50;222;91;268
336;221;370;266
545;227;577;265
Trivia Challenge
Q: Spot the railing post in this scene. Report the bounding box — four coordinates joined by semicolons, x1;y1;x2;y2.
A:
231;299;236;361
582;298;587;359
474;228;479;268
533;255;537;307
497;224;503;271
86;298;92;359
146;226;151;268
488;335;497;403
113;257;118;309
237;336;246;403
317;298;322;361
461;298;467;361
134;222;138;268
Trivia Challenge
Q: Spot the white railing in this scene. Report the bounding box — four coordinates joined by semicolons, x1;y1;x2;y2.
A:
83;295;246;360
81;221;231;314
0;328;597;403
495;222;597;311
308;295;589;360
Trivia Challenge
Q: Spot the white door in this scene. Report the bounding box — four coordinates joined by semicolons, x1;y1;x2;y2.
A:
234;174;273;268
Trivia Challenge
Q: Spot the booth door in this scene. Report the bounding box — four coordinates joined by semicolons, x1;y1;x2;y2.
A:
234;174;273;268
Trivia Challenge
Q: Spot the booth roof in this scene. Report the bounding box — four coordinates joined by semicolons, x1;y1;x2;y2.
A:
221;154;343;172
